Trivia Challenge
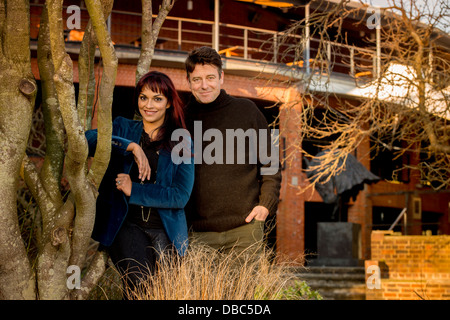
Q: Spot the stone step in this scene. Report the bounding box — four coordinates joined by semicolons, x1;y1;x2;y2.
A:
295;272;366;282
308;283;367;300
289;266;367;300
320;291;366;300
305;279;366;288
303;266;366;274
288;266;366;275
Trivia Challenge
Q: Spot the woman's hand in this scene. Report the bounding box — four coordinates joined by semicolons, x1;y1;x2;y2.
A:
127;142;151;181
116;174;132;196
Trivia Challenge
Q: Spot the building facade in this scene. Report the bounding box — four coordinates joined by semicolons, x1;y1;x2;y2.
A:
29;0;450;265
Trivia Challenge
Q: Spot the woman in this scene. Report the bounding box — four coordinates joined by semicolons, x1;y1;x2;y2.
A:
86;71;193;293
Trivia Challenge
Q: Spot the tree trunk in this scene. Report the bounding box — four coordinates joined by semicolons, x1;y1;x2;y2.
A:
0;0;37;300
0;0;172;300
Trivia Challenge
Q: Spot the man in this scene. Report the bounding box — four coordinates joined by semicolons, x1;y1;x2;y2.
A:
184;46;281;255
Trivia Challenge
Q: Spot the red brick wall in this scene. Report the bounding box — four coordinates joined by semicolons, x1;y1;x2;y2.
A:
348;130;373;260
31;55;450;267
276;88;306;264
32;56;311;262
26;0;450;270
111;63;308;264
30;56;380;264
366;231;450;300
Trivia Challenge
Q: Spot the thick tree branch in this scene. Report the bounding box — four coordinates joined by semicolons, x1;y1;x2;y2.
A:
77;22;97;131
0;1;5;57
46;0;97;297
37;3;65;209
73;250;109;300
136;0;174;83
0;0;36;300
3;1;31;64
84;0;117;189
21;157;52;229
78;0;114;131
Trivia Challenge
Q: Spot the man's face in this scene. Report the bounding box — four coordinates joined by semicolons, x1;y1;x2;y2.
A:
188;64;224;104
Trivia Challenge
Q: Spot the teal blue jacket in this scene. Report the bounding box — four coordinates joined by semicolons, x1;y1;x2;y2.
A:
86;117;194;256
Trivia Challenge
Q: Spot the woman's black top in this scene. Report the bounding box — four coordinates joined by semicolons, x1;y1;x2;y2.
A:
126;131;164;229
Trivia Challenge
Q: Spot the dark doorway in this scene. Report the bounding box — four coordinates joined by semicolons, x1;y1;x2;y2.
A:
112;85;135;120
422;211;442;235
372;206;404;232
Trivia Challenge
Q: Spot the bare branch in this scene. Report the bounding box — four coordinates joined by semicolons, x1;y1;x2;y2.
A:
277;0;450;192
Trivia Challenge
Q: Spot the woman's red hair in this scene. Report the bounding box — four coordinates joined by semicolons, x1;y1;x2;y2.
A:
134;71;186;150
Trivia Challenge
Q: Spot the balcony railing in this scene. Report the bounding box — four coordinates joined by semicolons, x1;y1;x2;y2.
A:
30;4;379;80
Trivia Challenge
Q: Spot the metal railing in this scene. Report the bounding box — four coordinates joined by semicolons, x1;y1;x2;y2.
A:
30;4;379;79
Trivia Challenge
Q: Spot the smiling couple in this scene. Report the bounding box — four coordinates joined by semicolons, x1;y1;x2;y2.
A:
85;46;281;295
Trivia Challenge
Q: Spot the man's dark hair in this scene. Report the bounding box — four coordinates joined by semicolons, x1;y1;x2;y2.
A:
185;46;223;79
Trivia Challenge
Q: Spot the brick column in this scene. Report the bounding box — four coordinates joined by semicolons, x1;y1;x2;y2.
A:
276;88;305;264
347;135;373;260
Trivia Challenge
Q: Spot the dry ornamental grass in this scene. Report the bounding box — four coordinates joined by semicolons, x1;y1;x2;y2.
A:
117;241;318;300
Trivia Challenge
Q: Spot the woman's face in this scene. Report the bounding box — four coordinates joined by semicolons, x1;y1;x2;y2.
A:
138;86;170;131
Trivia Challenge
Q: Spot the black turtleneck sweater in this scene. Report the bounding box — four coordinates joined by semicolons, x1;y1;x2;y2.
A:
185;90;281;232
